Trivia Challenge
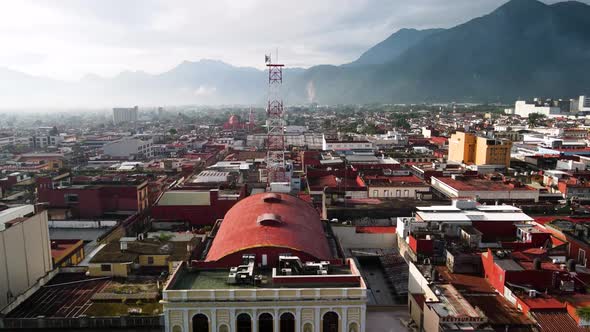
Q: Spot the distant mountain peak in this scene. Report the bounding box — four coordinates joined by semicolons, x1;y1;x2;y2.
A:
494;0;547;15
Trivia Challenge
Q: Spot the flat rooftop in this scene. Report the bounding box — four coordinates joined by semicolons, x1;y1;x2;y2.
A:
434;176;535;192
170;265;355;290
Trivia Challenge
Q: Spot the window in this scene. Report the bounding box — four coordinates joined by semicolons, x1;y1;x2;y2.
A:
280;313;295;332
100;264;111;272
323;312;339;332
258;313;273;332
237;313;252;332
65;194;79;204
147;257;154;265
579;249;586;266
192;314;209;332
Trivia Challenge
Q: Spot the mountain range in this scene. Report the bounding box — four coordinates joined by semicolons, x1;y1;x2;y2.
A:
2;0;590;108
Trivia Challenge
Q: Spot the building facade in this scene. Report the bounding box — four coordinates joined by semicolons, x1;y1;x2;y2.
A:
113;106;139;124
448;132;512;168
0;206;53;309
103;137;154;159
162;193;367;332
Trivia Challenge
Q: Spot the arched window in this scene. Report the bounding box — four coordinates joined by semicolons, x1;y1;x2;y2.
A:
303;322;313;332
279;312;295;332
218;325;229;332
237;313;252;332
193;314;209;332
322;312;339;332
172;325;183;332
348;322;359;332
258;313;273;332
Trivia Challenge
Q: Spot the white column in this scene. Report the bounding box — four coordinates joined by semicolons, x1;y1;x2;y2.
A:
295;308;301;332
211;310;217;332
314;308;320;332
341;308;347;332
183;309;189;332
164;309;170;332
274;309;279;332
360;306;366;332
230;309;236;332
252;310;258;332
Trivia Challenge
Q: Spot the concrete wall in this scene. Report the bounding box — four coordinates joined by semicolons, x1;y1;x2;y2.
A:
88;263;130;277
332;226;396;249
0;210;52;309
367;186;428;198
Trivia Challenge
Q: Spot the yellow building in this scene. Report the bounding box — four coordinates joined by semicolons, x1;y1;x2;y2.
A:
474;136;512;168
448;132;512;168
448;132;476;165
88;236;198;278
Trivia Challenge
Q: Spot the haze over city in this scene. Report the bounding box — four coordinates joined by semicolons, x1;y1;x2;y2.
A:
3;2;590;331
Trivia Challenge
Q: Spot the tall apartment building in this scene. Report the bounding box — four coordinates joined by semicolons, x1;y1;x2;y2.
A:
448;132;512;168
0;206;53;309
113;106;138;124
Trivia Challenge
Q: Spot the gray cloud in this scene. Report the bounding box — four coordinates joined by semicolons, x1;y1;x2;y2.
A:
0;0;587;80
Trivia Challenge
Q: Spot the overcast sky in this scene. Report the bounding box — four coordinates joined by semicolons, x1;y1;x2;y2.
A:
0;0;585;80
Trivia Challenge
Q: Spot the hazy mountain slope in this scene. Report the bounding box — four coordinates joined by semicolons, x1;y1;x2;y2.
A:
297;0;590;104
347;28;444;66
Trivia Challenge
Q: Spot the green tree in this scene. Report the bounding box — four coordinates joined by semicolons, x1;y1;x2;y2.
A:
169;128;177;135
528;113;546;127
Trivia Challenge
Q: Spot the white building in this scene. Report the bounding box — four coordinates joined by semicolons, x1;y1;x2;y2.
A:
322;135;374;152
0;136;15;147
431;175;540;202
0;206;53;309
103;137;153;159
396;199;533;239
514;100;562;118
113;106;139;124
193;170;232;183
574;95;590;113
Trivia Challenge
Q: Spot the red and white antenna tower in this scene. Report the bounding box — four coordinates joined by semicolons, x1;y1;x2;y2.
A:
265;53;287;186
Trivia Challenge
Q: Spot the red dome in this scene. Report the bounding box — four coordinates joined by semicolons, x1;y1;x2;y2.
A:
228;114;240;125
205;193;331;263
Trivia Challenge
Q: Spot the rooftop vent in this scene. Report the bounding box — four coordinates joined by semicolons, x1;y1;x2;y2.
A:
257;213;283;226
263;193;282;203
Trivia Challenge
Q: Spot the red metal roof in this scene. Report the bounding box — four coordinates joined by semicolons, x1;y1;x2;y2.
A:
355;226;396;234
533;311;587;332
205;193;331;262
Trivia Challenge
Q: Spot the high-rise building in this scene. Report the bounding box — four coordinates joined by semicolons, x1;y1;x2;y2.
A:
113;106;138;124
0;206;53;309
448;132;512;168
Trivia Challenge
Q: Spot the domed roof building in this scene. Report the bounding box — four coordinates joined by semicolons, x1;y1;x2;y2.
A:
205;193;332;266
163;193;367;332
